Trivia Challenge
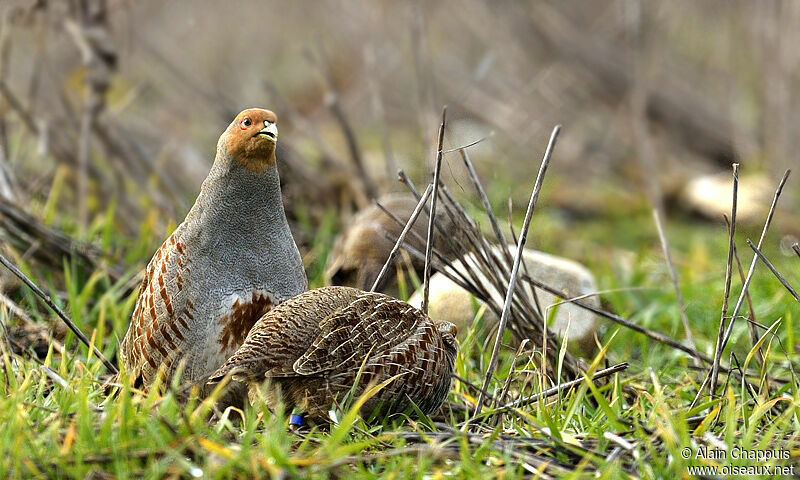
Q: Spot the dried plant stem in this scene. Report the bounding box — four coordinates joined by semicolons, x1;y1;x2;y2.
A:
363;45;396;177
421;107;447;314
397;170;421;198
0;253;118;374
707;164;740;400
491;339;530;427
459;149;526;307
65;4;115;231
709;169;790;396
442;135;492;154
747;239;800;302
327;95;376;199
400;169;465;263
76;104;93;230
507;199;544;322
370;184;434;292
472;125;561;419
305;48;376;199
376;203;470;288
498;362;628;411
521;272;714;364
451;374;498;404
652;209;697;360
725;215;762;368
693;165;740;408
792;243;800;260
459;148;511;254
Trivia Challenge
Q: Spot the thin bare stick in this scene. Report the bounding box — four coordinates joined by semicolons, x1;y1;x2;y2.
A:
521;272;714;364
451;374;498;404
0;253;118;374
652;208;697;360
65;6;115;231
792;243;800;260
327;94;376;199
699;164;740;406
397;170;421;198
442;134;493;154
472;125;561;419
460;147;532;317
710;169;790;396
491;339;530;426
456;362;630;429
370;184;434;292
726;214;763;369
507;198;544;322
375;202;470;288
393;224;732;374
307;48;377;200
499;362;628;411
747;239;800;302
459;149;512;261
363;45;396;177
421;107;447;314
495;339;530;406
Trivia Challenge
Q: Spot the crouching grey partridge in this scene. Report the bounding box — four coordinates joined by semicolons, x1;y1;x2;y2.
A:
325;193;458;292
208;286;458;421
118;108;307;392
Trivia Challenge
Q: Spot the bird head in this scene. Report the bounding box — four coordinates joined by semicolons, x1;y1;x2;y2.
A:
223;108;279;172
437;321;459;362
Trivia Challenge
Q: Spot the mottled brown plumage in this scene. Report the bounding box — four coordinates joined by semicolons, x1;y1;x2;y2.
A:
209;286;458;421
325;193;458;291
119;108;307;392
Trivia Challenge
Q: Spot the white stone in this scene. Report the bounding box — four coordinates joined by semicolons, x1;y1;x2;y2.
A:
681;172;772;224
409;246;600;356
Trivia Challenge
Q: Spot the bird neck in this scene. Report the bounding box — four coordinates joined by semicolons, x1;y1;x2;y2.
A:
189;152;291;245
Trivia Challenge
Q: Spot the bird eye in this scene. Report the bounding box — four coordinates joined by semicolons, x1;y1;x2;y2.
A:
241;117;252;129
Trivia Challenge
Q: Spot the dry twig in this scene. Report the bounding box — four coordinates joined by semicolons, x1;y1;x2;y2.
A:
498;362;629;411
370;184;433;292
0;252;118;374
709;169;790;397
746;239;799;302
421;108;447;314
472;125;561;419
652;208;697;358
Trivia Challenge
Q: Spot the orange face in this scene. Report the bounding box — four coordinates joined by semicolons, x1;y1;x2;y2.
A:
225;108;279;171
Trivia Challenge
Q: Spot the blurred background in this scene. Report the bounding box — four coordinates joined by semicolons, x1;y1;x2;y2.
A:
0;0;797;296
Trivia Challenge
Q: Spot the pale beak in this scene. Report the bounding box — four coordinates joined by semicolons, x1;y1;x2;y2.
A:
258;121;278;141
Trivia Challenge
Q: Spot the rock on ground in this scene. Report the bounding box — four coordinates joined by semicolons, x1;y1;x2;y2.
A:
409;246;600;357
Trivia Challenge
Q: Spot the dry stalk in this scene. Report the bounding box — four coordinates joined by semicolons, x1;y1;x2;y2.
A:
422;107;447;314
0;252;118;374
370;184;433;292
497;362;629;411
746;239;799;302
472;125;561;419
64;0;116;230
652;208;697;359
709;169;790;397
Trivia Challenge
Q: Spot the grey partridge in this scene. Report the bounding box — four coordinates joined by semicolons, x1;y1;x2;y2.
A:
119;108;307;391
325;193;457;292
208;286;458;421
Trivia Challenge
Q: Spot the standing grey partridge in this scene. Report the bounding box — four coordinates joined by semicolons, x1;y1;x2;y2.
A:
208;286;458;421
119;108;307;391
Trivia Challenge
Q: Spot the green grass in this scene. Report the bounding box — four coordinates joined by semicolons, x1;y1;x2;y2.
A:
0;202;798;479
